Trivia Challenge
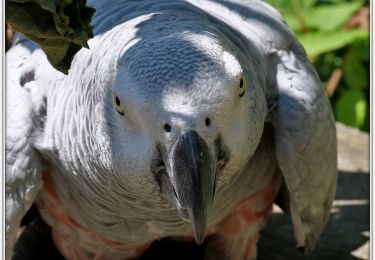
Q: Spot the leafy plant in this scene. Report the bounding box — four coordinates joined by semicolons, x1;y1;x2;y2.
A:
6;0;95;74
265;0;370;132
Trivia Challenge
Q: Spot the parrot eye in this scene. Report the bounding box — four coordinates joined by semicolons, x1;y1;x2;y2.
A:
239;76;246;97
113;94;124;116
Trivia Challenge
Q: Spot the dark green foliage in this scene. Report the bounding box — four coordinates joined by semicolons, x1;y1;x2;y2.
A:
6;0;95;74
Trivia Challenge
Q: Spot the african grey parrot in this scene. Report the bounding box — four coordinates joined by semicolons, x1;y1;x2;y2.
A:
6;0;337;259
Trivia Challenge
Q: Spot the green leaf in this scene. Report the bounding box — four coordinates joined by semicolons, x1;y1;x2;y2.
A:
278;1;363;32
298;29;368;57
6;0;95;74
305;1;363;31
343;56;368;90
360;104;370;132
349;38;370;61
264;0;295;14
265;0;316;13
283;14;302;31
354;98;367;125
335;90;367;128
301;0;317;10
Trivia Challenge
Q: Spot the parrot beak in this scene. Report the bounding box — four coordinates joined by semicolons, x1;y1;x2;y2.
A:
166;130;216;244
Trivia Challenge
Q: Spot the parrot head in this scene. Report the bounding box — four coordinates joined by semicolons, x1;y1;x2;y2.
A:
105;17;267;244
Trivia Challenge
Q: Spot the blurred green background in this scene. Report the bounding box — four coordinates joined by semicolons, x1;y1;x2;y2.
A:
265;0;370;132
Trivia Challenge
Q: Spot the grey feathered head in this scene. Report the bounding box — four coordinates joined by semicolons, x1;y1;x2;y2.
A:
102;14;267;243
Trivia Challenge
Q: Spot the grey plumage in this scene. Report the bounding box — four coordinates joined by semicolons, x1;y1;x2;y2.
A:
6;1;337;259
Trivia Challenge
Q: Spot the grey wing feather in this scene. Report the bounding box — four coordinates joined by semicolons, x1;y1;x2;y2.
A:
5;35;46;260
270;43;337;252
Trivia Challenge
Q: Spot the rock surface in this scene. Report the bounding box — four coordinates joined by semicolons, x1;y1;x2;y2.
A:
336;122;369;173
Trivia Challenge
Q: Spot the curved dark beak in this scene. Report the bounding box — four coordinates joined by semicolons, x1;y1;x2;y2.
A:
166;130;216;244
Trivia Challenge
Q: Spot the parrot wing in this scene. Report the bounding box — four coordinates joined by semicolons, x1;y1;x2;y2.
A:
243;2;338;252
5;34;50;260
270;42;337;253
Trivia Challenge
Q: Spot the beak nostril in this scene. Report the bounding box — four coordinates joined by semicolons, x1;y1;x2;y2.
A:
205;117;211;127
164;123;172;132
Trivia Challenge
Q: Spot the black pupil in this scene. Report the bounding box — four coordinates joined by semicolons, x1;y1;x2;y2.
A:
164;124;172;132
205;117;211;127
115;96;121;106
239;78;244;88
